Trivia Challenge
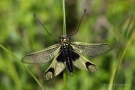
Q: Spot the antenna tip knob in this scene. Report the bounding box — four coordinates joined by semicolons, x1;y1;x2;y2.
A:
84;9;86;12
33;14;36;17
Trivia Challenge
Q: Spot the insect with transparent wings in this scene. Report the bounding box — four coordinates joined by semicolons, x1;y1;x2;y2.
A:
21;10;112;80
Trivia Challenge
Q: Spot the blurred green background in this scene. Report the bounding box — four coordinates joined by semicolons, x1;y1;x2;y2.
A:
0;0;135;90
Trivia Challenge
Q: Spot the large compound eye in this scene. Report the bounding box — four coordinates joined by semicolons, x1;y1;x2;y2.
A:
67;38;70;41
66;36;70;41
59;37;63;42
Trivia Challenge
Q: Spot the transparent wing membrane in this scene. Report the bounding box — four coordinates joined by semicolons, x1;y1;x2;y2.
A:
21;44;60;64
71;42;112;56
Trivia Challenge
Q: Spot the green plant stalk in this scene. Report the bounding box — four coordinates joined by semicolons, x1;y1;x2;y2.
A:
108;29;135;90
0;44;44;90
63;0;66;35
62;0;67;89
63;70;67;90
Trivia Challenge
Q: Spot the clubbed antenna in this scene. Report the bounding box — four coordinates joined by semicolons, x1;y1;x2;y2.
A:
68;9;86;36
33;14;58;38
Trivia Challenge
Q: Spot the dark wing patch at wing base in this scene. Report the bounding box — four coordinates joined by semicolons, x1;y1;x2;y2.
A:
56;48;80;62
56;44;80;62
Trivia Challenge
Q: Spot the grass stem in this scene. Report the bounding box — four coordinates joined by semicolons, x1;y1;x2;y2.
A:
62;0;67;89
63;0;66;35
0;44;44;90
108;29;135;90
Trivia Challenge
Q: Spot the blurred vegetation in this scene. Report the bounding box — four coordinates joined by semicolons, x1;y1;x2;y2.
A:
0;0;135;90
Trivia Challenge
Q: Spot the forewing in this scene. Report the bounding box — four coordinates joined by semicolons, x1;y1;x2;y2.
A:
21;44;60;64
73;53;97;72
71;42;112;56
44;53;65;80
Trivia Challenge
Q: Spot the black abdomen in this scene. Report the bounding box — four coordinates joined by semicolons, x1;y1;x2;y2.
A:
57;44;79;73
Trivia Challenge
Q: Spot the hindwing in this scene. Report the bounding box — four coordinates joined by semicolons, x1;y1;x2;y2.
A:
44;52;65;80
71;50;98;72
